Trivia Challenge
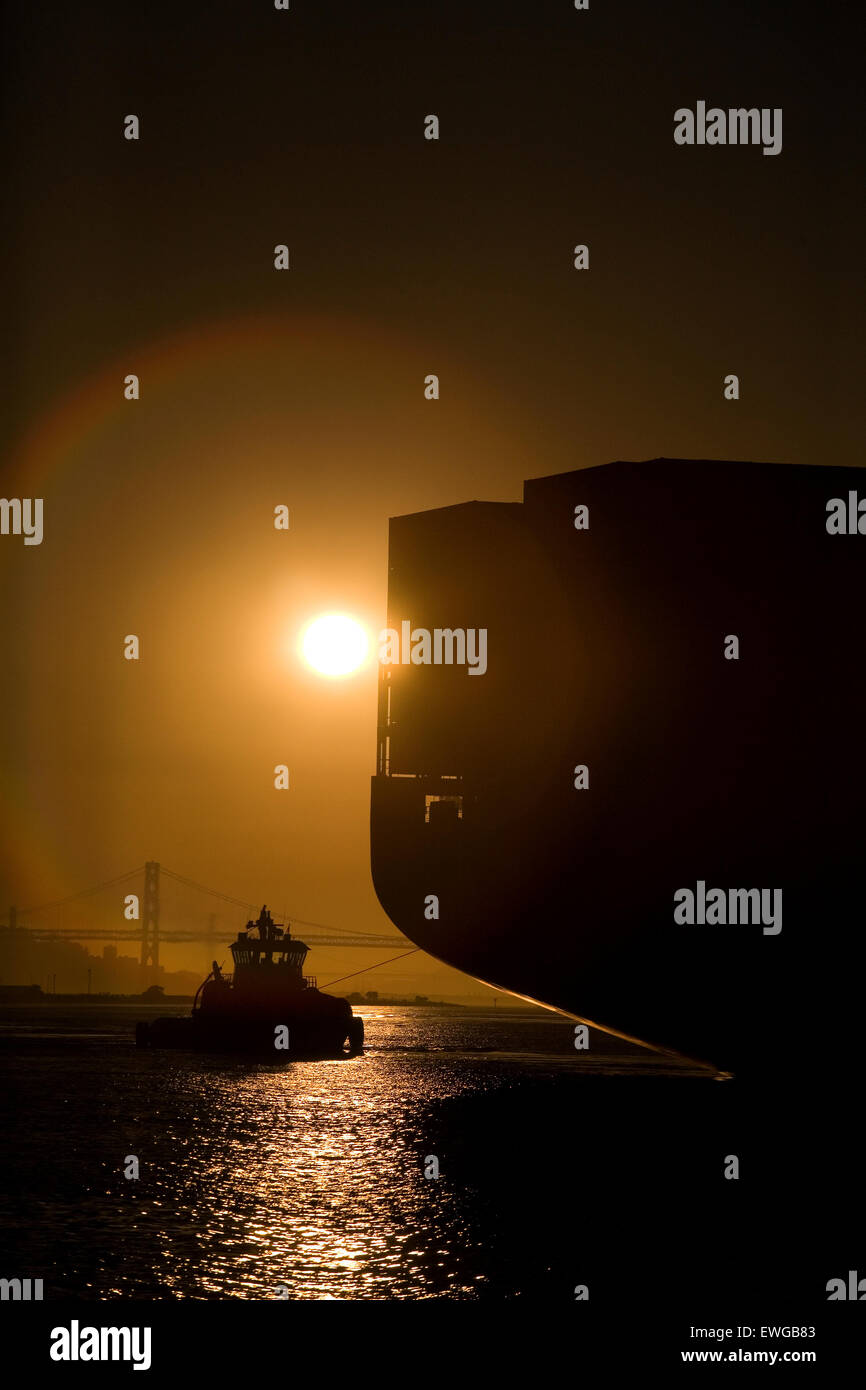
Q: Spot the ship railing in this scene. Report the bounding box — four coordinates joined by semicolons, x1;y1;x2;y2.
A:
304;976;317;990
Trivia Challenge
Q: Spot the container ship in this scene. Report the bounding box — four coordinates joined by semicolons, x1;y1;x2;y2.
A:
370;459;864;1079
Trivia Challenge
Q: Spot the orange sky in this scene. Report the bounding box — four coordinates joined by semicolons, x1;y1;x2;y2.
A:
2;0;858;995
1;304;854;993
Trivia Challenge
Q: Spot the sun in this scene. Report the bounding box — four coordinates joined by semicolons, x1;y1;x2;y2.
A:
300;613;370;678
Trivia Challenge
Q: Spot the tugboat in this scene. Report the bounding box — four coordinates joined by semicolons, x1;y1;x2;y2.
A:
135;906;364;1057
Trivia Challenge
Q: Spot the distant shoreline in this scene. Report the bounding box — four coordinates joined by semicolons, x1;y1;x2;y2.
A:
0;992;194;1004
0;992;536;1011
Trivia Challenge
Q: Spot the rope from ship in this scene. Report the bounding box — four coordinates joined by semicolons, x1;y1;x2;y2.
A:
320;950;420;990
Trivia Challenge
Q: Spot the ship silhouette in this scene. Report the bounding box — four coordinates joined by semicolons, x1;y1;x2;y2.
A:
370;459;865;1078
136;906;364;1056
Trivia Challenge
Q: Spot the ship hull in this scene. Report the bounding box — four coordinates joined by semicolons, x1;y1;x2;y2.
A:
370;459;865;1078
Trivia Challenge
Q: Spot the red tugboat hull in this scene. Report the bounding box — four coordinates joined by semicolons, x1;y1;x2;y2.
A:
136;1009;363;1057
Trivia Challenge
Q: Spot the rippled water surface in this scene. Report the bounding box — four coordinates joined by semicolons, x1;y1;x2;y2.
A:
0;1004;709;1300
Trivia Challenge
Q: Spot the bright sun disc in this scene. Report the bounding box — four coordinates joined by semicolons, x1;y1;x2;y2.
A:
301;613;369;677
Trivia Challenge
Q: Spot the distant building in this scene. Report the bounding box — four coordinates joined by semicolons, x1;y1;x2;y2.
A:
0;984;43;1000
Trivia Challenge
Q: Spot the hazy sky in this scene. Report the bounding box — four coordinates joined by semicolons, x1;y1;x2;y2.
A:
1;0;859;992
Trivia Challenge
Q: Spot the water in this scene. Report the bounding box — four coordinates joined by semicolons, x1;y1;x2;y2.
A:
0;1004;849;1302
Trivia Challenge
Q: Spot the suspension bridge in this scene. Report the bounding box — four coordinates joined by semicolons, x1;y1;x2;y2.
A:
4;862;407;968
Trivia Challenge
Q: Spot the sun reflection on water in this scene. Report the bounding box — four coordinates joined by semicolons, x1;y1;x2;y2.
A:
142;1048;484;1300
0;1005;708;1300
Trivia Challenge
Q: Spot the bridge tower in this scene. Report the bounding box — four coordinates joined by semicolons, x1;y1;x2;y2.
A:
140;861;160;974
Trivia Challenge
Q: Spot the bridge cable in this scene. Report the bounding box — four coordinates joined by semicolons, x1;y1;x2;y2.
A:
160;867;400;940
18;868;143;916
